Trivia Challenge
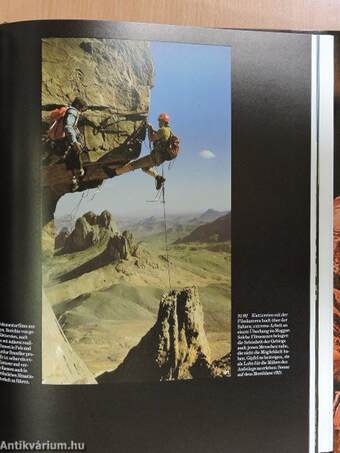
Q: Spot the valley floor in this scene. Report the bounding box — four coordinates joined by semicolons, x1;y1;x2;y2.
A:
43;226;231;379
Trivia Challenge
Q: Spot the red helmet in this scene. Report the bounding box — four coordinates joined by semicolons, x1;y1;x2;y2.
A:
158;113;170;124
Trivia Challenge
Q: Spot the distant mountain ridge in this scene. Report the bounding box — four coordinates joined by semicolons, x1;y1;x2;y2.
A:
176;213;231;244
115;209;229;237
198;209;228;223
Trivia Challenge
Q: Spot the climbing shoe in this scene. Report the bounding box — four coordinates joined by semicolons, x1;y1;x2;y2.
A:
155;175;166;190
103;166;117;178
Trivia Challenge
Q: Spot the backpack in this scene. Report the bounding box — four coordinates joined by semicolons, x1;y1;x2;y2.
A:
48;107;68;141
165;132;180;161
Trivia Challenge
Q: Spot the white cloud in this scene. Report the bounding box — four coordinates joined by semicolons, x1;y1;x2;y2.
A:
199;149;215;159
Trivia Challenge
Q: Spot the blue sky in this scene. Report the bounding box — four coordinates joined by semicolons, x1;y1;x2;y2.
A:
56;41;231;219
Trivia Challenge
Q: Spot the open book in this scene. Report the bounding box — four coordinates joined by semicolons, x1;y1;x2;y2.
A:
0;20;337;453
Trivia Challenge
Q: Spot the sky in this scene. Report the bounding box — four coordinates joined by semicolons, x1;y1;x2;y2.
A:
55;41;231;219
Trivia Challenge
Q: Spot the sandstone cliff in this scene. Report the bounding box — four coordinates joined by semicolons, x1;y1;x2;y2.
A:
42;295;96;385
63;210;117;253
98;287;230;383
42;220;55;256
54;228;69;250
42;38;154;221
42;38;153;154
105;230;139;262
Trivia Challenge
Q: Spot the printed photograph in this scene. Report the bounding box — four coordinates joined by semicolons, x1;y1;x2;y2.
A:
41;38;231;384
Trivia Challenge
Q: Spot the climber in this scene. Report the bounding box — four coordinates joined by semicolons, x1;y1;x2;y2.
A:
104;113;180;191
63;97;89;191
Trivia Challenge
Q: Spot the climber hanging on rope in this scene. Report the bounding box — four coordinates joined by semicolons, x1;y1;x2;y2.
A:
104;113;180;190
48;96;89;192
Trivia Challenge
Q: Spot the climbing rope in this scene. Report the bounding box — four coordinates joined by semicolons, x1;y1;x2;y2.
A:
161;167;172;290
146;188;162;203
146;122;173;289
66;120;174;291
168;160;175;171
66;185;99;223
89;185;102;202
70;191;87;218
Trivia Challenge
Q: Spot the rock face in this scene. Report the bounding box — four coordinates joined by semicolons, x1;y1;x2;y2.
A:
105;230;139;262
176;214;231;244
154;287;211;380
63;210;117;253
98;287;230;383
42;295;96;385
42;38;154;222
42;38;153;154
54;227;69;250
42;220;55;256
